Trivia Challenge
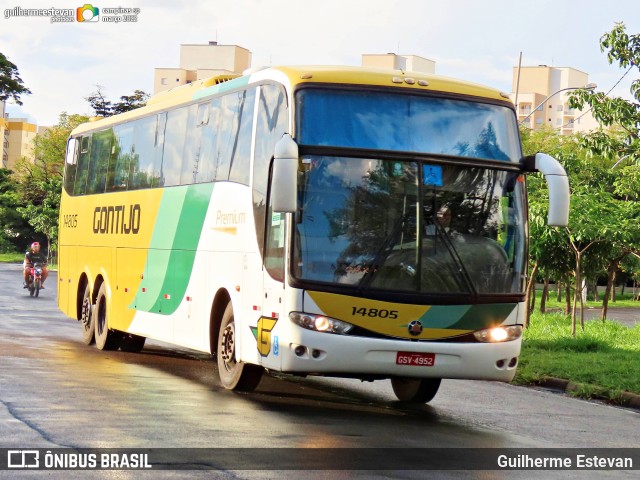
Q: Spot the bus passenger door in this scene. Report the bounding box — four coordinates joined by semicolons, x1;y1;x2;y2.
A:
259;210;287;370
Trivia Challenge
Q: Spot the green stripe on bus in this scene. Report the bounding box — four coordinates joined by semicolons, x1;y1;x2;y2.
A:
420;304;517;330
132;188;188;312
193;76;251;101
133;183;214;315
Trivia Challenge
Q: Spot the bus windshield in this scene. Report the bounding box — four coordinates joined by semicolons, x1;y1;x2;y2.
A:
294;156;526;295
296;88;521;162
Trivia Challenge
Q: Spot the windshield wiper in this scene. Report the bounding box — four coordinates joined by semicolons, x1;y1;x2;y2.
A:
358;211;409;291
434;222;477;296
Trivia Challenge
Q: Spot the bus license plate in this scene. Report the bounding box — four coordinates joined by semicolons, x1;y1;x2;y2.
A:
396;352;435;366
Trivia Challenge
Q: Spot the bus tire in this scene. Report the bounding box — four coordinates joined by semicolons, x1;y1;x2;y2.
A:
216;302;263;392
80;284;95;345
120;334;146;353
94;283;121;351
391;377;441;404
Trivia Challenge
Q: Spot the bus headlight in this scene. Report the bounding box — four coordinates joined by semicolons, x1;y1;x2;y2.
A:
473;325;523;343
289;312;354;335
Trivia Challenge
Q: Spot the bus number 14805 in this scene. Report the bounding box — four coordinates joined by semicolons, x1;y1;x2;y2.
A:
351;307;398;319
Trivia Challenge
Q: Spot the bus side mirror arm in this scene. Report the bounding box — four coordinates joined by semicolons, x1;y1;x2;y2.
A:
523;153;570;227
271;134;299;213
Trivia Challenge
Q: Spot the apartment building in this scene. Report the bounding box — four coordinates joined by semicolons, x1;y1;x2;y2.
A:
2;117;37;170
510;65;599;134
361;53;436;73
154;41;252;94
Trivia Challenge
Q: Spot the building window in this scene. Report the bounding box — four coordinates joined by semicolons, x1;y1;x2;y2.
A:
557;105;564;112
160;78;168;86
556;119;562;125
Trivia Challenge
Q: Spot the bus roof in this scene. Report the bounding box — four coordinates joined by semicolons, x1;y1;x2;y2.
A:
271;65;508;101
70;65;511;136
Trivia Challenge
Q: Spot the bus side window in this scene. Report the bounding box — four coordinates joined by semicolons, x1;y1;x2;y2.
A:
228;88;255;186
64;137;78;194
199;98;221;183
73;135;92;195
253;84;288;257
180;104;202;185
265;208;285;282
130;115;161;189
161;107;188;187
107;124;133;192
217;92;246;182
86;129;113;194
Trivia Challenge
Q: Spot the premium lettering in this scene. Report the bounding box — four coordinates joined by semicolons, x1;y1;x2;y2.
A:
93;204;141;234
216;210;246;225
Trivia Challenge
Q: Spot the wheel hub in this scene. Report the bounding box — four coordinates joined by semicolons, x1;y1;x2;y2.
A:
81;299;91;328
220;324;235;366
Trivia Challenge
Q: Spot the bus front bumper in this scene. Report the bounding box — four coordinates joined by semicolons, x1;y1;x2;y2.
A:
276;329;521;382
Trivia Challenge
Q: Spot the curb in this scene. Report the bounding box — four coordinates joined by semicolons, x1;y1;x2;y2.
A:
536;376;640;411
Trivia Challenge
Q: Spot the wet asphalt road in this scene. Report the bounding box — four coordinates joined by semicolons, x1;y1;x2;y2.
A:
0;264;638;479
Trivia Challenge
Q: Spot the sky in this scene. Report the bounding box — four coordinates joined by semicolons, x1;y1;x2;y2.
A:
1;0;638;126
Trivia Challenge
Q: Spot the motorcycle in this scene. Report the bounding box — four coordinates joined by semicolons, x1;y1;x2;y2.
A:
26;263;44;297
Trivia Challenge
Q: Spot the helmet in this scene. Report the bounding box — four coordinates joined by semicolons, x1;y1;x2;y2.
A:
31;242;40;248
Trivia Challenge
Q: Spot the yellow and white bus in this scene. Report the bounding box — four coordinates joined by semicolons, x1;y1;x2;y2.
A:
59;66;569;403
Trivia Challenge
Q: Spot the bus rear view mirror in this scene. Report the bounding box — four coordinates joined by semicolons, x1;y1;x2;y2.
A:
524;153;570;227
272;134;298;213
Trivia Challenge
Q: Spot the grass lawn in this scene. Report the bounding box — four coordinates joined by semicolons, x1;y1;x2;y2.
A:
534;288;640;309
514;311;640;400
0;252;24;263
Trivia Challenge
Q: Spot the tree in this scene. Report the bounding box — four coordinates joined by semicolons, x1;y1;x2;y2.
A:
113;89;150;115
0;168;35;252
85;85;149;117
0;52;31;105
85;85;112;117
568;23;640;163
12;113;89;261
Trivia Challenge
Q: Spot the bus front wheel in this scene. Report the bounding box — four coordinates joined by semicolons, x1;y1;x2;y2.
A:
391;377;441;404
216;303;263;392
94;283;121;351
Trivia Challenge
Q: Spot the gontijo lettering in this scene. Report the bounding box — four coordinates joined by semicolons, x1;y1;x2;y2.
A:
93;204;141;234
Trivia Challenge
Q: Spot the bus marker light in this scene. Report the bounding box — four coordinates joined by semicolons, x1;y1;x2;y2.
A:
124;288;129;293
164;294;171;299
418;79;429;86
236;285;240;292
186;296;192;302
141;288;146;293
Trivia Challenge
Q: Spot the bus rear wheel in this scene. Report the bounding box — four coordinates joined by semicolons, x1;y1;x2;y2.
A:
216;303;263;392
94;283;121;351
391;377;441;404
80;284;95;345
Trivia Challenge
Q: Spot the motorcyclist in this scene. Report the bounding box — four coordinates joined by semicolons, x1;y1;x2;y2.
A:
23;242;48;289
